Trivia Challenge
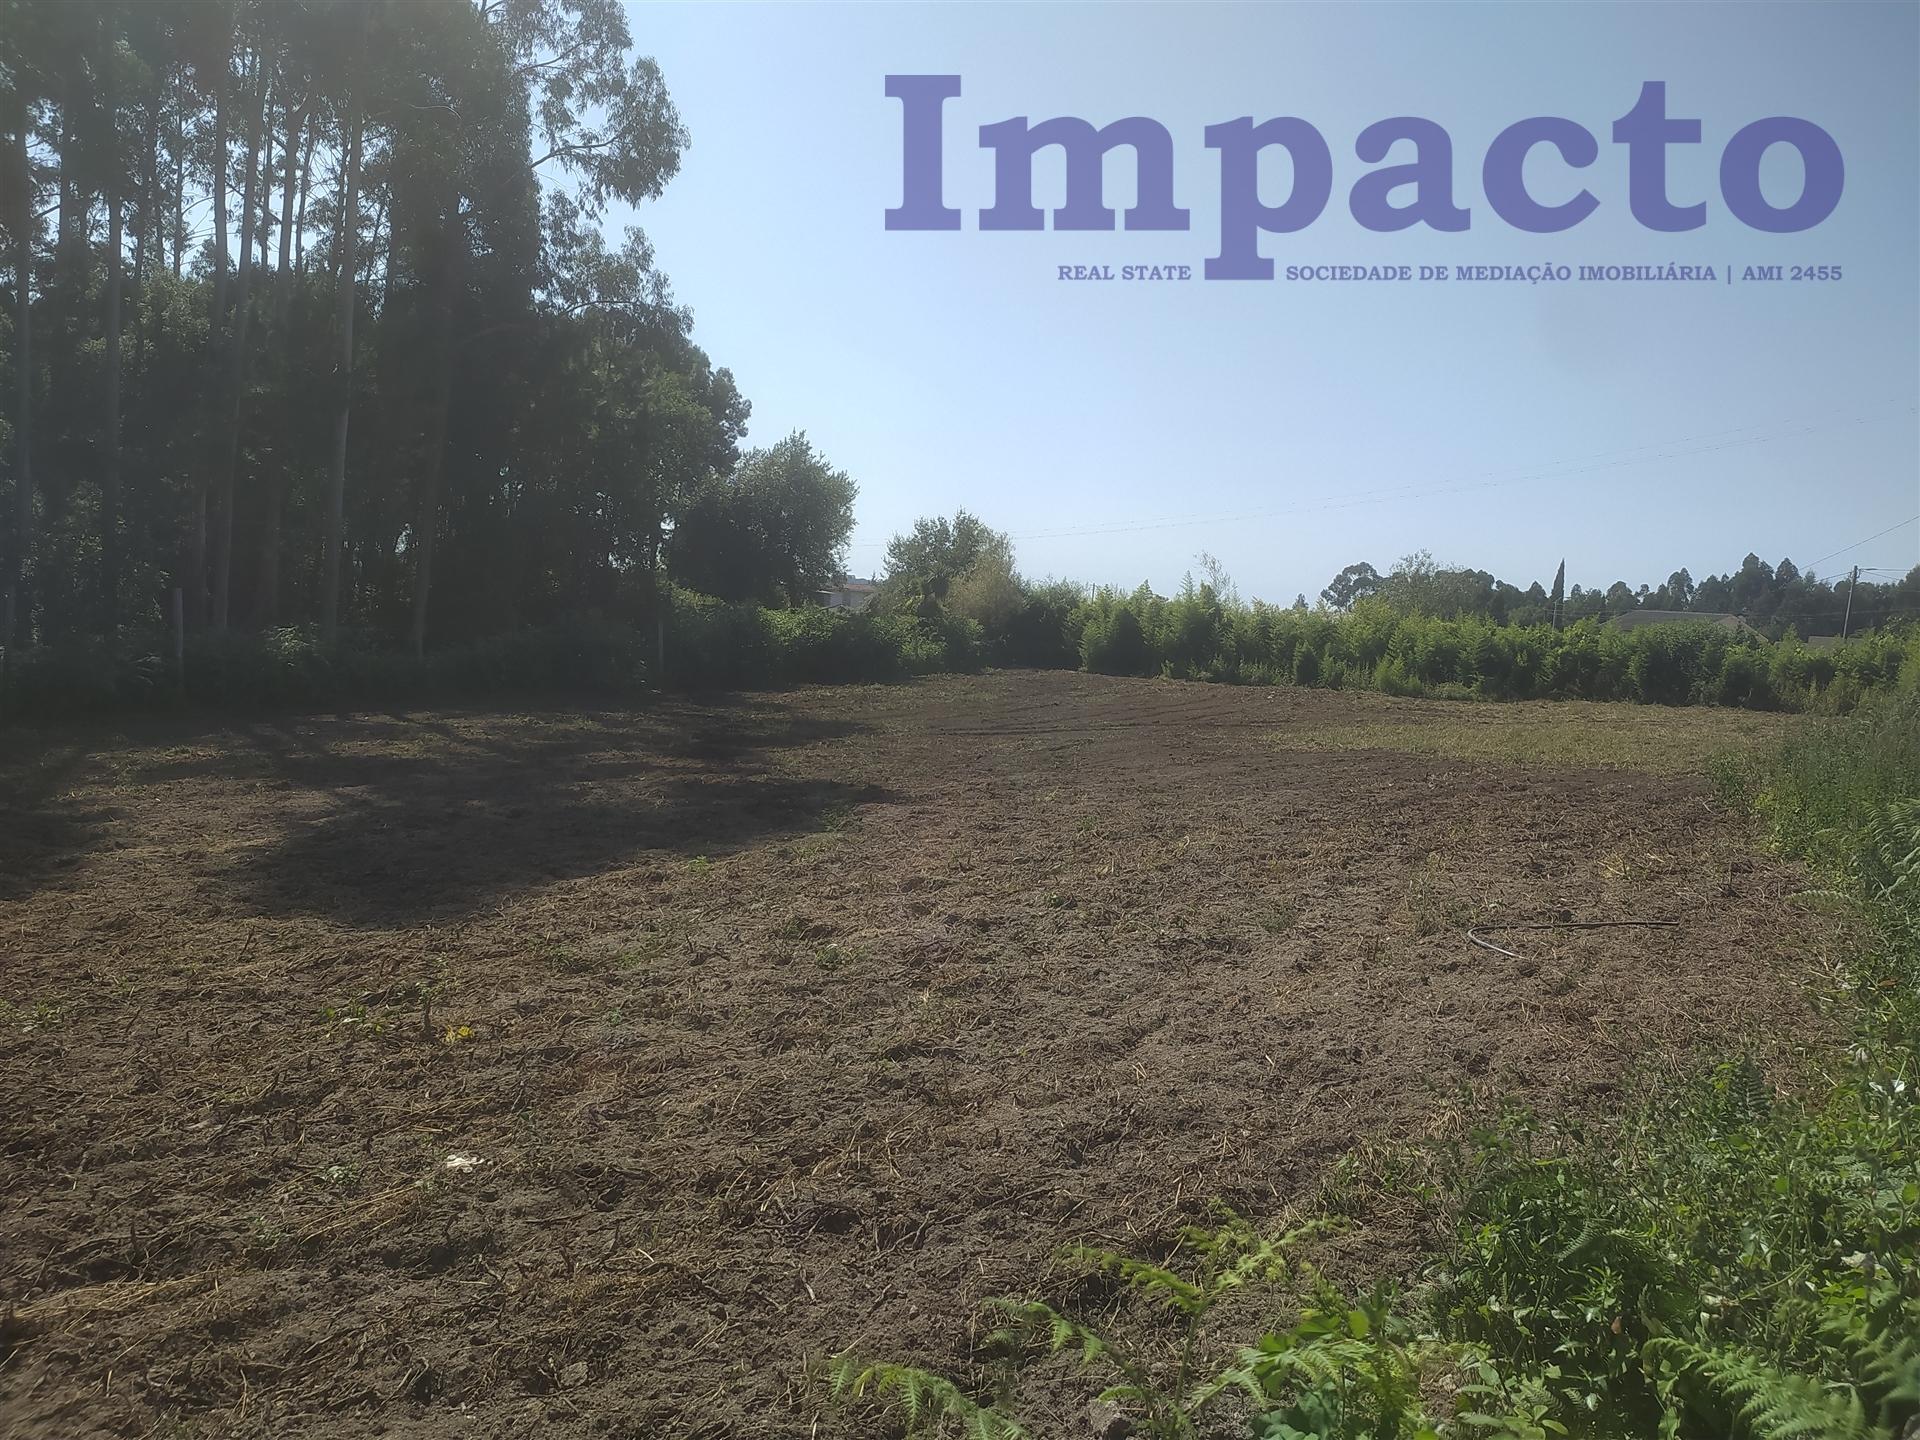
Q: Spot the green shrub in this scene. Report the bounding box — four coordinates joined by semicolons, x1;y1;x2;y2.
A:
1083;601;1152;676
1433;692;1920;1437
665;589;979;688
0;644;168;716
1;618;655;720
1042;593;1911;715
993;582;1085;668
1747;691;1920;875
1293;643;1323;688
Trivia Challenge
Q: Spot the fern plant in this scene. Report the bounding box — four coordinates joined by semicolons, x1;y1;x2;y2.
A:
1645;1335;1905;1440
1857;797;1920;900
985;1213;1335;1439
824;1355;1026;1439
824;1216;1569;1440
1217;1285;1449;1440
826;1214;1331;1440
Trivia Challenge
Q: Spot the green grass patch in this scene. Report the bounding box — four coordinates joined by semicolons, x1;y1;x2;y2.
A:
1281;698;1794;776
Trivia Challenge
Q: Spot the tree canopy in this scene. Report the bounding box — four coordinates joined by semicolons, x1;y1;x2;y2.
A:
878;507;1012;607
1317;551;1917;639
0;0;853;657
664;433;856;606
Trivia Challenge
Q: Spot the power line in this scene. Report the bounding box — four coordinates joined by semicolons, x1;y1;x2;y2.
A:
1805;515;1920;572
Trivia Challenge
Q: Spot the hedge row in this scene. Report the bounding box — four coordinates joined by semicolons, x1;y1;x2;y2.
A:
1061;589;1917;712
3;590;1911;721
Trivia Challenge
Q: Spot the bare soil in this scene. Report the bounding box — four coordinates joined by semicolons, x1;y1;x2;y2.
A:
0;672;1830;1438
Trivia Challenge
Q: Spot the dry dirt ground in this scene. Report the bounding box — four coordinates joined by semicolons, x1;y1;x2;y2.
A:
0;672;1833;1439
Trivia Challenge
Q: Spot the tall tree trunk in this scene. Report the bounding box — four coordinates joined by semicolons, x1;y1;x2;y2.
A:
255;91;308;626
321;58;363;643
255;480;283;628
257;109;273;274
42;95;79;642
97;12;126;639
190;485;207;627
256;471;286;626
195;59;230;627
408;386;451;661
6;121;32;650
210;65;228;330
377;200;394;309
103;141;125;637
408;206;462;660
171;102;184;281
211;56;265;631
133;83;161;352
294;122;315;276
273;92;305;325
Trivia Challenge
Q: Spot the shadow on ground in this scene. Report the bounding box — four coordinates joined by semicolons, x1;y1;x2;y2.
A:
2;694;886;923
219;700;888;926
0;745;113;903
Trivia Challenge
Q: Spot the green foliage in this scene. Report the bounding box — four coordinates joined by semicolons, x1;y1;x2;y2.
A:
992;579;1086;669
1316;553;1920;643
663;588;979;689
1077;600;1144;676
828;1217;1586;1440
825;1355;1027;1440
1022;584;1915;713
0;0;792;672
1645;1335;1918;1440
1321;562;1384;612
1228;1288;1454;1440
910;546;1919;713
876;510;1014;614
1431;694;1920;1438
0;644;170;714
832;1215;1339;1440
1;590;996;718
664;433;859;605
0;618;655;717
1735;692;1920;878
946;546;1026;635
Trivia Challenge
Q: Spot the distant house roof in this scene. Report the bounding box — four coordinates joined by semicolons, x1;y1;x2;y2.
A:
1605;610;1758;635
1803;634;1843;652
816;579;878;611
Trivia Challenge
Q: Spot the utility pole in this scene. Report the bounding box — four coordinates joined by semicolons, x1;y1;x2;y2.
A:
1840;565;1859;639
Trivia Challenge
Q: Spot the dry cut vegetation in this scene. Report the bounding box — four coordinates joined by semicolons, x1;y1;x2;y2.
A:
0;672;1836;1438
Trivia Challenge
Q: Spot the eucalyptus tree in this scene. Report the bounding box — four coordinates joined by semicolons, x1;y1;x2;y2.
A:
0;0;858;665
318;0;367;639
1;0;43;648
400;0;692;654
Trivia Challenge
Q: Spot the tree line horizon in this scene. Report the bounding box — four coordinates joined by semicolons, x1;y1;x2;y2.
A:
2;0;1911;692
1302;548;1914;639
864;510;1917;644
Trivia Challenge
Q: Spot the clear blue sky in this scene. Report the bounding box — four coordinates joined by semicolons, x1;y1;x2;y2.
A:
612;1;1920;602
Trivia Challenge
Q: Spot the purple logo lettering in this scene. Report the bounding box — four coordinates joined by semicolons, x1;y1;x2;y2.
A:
885;77;1847;274
979;116;1189;231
